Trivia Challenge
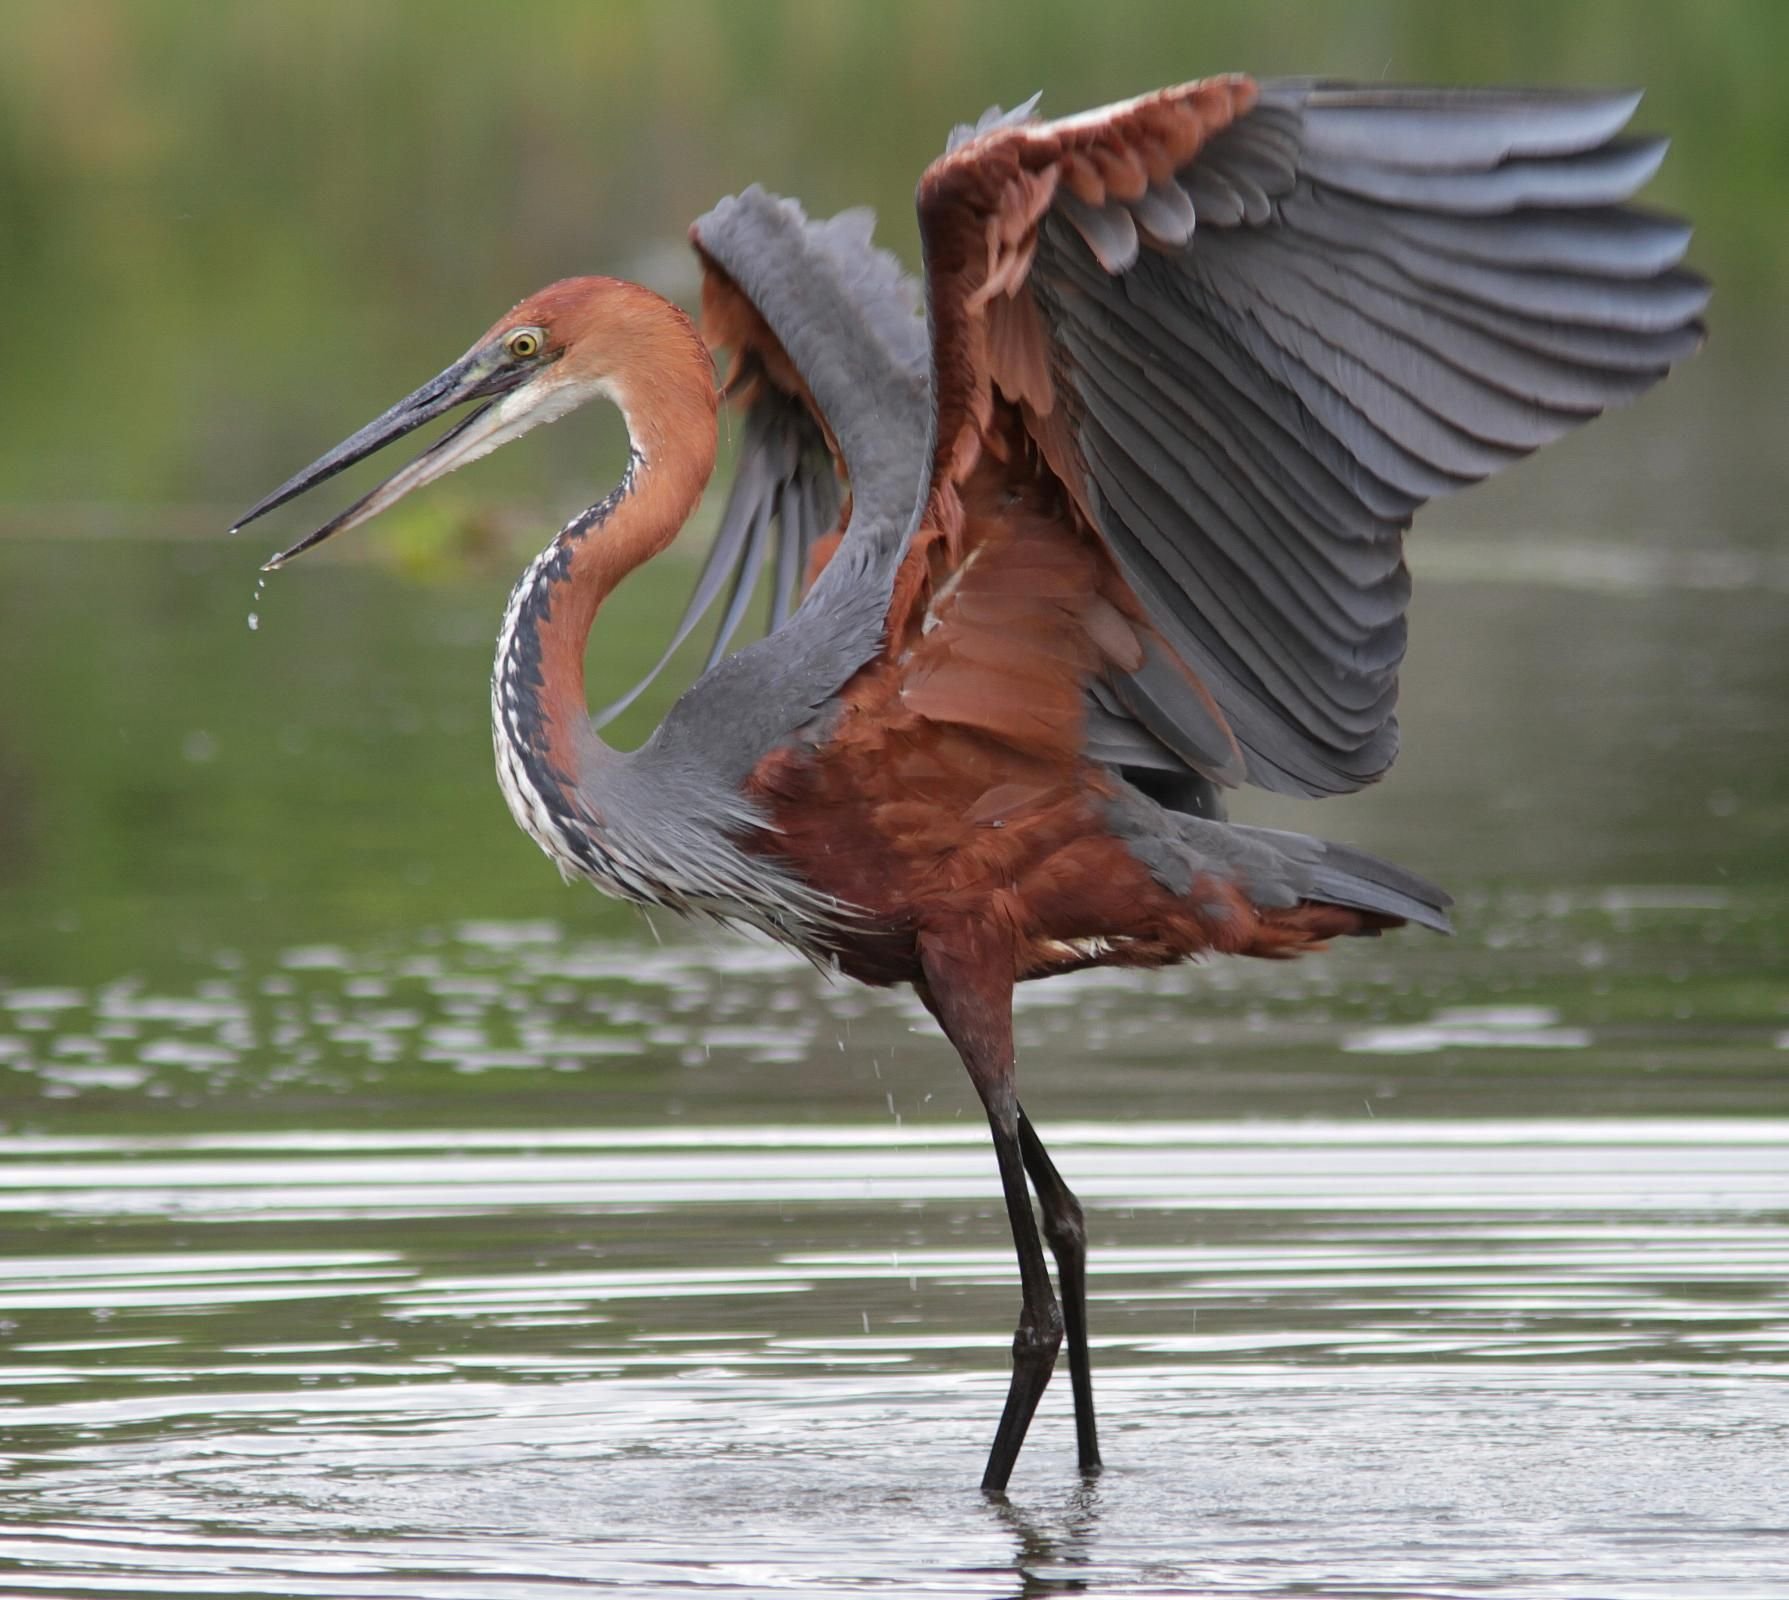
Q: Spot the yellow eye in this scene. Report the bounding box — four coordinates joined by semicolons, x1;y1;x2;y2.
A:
505;328;542;360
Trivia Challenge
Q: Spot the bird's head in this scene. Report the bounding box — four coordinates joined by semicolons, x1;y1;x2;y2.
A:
233;276;710;569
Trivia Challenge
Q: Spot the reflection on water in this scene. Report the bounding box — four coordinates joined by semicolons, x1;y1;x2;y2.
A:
1;889;1785;1131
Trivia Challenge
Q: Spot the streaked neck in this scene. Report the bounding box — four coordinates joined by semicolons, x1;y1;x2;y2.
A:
490;351;718;885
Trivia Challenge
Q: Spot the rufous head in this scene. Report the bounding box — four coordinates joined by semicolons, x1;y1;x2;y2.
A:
233;276;713;569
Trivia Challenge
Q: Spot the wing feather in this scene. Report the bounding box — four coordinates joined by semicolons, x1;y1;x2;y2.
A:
602;189;929;724
645;80;1701;813
916;77;1705;796
592;380;842;726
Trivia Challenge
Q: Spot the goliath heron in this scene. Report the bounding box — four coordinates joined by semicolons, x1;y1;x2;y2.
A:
234;76;1704;1491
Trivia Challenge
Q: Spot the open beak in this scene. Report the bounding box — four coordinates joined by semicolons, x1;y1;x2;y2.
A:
232;343;538;570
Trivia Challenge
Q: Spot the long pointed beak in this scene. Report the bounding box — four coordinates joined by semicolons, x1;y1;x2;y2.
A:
232;346;534;569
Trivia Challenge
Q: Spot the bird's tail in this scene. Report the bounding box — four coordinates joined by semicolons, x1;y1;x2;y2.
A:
1229;823;1454;936
1100;788;1454;950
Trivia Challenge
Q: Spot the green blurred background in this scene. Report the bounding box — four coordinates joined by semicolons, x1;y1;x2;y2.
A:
4;0;1784;523
0;0;1784;988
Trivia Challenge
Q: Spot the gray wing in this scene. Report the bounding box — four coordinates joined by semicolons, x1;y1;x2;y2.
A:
599;190;930;728
614;187;932;812
919;77;1706;798
592;384;840;726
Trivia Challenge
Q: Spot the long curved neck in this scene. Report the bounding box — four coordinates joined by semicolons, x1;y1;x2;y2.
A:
492;345;717;881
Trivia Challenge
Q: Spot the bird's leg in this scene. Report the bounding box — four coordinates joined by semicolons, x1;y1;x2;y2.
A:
1016;1104;1100;1476
917;935;1062;1495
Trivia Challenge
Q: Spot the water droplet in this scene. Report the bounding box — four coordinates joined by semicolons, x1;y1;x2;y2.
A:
247;612;260;631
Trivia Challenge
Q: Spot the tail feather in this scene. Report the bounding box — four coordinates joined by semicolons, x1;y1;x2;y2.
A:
1101;787;1454;938
1233;824;1454;934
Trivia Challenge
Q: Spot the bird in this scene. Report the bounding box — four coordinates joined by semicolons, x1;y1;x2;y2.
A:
233;75;1704;1492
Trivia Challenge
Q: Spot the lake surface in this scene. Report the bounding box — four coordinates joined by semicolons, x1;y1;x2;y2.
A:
0;535;1785;1596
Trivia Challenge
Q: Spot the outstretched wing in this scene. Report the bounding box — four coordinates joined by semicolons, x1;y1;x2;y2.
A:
597;190;930;726
912;77;1706;796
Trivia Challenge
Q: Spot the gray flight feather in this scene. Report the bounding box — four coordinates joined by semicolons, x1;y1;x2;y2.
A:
946;92;1045;154
591;390;839;729
1021;80;1704;797
661;186;931;791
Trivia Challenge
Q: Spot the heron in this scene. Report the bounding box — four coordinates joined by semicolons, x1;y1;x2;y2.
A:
233;76;1704;1492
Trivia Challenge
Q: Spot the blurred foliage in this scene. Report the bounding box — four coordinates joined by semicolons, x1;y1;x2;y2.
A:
0;0;1784;534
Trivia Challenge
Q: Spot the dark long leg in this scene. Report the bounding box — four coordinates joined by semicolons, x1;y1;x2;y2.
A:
1017;1104;1100;1475
917;940;1063;1495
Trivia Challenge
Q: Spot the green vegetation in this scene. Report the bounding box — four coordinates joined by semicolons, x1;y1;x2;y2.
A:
0;0;1782;526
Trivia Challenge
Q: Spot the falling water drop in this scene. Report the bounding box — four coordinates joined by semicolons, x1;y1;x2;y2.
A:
247;612;260;631
247;575;267;633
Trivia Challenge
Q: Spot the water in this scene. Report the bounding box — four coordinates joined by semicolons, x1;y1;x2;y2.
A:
1;535;1786;1595
2;1105;1786;1595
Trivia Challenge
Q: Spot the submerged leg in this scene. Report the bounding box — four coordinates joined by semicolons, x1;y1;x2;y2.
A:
918;934;1063;1495
1017;1105;1100;1476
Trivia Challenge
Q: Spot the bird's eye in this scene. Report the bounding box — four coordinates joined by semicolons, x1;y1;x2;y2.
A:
505;328;543;360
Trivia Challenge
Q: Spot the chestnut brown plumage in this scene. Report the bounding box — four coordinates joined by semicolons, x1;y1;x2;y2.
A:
233;76;1704;1491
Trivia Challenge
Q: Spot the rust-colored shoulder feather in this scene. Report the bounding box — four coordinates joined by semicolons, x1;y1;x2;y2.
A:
913;76;1256;567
